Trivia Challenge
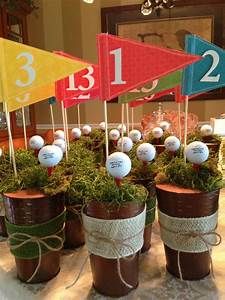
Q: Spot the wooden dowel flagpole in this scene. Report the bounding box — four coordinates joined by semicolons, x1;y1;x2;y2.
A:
4;102;17;177
126;103;129;135
121;103;124;152
131;107;134;131
61;101;68;160
21;106;27;150
77;104;81;129
64;107;70;150
49;104;55;135
184;96;189;163
178;102;181;142
104;100;109;160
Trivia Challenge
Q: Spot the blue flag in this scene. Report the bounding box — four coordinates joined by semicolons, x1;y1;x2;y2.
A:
182;35;225;96
48;96;56;105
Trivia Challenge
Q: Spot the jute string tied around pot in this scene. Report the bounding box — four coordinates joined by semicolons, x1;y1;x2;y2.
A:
66;204;83;223
6;209;66;283
158;210;222;280
66;205;146;289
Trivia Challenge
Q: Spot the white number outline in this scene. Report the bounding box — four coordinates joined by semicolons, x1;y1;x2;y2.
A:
66;66;95;101
16;52;36;87
200;50;221;83
110;48;126;85
130;79;159;94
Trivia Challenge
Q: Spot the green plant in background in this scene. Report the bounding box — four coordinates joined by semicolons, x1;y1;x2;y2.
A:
145;130;170;145
187;130;222;144
156;156;224;192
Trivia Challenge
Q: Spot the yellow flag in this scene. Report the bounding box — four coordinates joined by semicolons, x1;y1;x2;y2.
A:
6;84;55;112
0;38;88;110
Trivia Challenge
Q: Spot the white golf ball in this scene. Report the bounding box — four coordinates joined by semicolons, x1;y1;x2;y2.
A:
200;124;213;137
109;129;120;141
136;143;156;162
129;129;142;143
160;121;170;131
29;135;44;150
54;130;65;140
117;124;126;134
106;152;131;179
117;137;133;152
185;141;209;164
99;122;106;131
152;127;163;139
82;125;92;135
38;145;63;167
53;139;66;153
71;128;81;139
164;136;180;152
0;148;2;157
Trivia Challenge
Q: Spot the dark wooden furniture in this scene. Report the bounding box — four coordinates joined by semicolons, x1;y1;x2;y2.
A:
0;5;36;140
101;0;225;102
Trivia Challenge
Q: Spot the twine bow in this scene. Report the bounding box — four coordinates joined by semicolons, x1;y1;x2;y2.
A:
177;230;221;280
159;221;222;280
66;227;144;290
8;224;65;283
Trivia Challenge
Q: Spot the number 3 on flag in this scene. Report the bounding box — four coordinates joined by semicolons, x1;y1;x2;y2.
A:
16;52;36;88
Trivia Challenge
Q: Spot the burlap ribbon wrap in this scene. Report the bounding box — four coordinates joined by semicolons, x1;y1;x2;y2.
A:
82;205;146;259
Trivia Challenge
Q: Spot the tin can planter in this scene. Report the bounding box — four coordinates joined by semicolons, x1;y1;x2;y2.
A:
156;184;220;280
83;201;146;297
3;190;65;283
64;204;85;249
0;200;7;237
131;179;156;253
0;216;7;237
154;145;165;155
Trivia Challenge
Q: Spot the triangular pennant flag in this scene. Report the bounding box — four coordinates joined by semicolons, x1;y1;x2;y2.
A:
119;70;182;103
129;87;175;108
0;38;88;109
182;35;225;95
55;51;99;102
62;96;98;109
7;84;55;112
97;33;201;101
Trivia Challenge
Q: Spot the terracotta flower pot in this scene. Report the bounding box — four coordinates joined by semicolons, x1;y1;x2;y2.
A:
84;201;145;297
3;190;65;283
64;205;85;249
156;184;219;280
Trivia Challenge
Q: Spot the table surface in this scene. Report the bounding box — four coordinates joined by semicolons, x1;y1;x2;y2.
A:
0;190;225;300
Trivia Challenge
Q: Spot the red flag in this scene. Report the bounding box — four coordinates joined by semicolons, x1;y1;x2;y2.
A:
175;85;204;103
63;96;98;109
129;88;175;108
97;34;201;101
55;51;99;102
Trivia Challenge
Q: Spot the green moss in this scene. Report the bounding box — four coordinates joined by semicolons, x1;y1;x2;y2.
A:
157;157;224;192
187;130;221;144
145;130;170;145
87;169;148;206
